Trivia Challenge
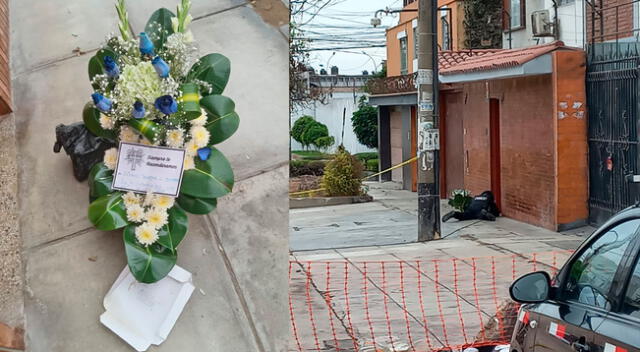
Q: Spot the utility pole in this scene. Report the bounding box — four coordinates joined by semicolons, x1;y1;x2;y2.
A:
417;0;440;241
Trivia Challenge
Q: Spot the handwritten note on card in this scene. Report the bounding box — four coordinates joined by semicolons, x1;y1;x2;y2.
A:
112;142;186;197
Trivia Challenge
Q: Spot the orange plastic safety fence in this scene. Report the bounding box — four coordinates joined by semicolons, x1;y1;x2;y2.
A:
289;250;572;352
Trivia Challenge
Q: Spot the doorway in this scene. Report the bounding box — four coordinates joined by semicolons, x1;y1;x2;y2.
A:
443;92;464;196
489;98;502;210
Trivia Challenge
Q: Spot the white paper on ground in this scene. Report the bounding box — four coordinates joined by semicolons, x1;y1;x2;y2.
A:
100;265;195;351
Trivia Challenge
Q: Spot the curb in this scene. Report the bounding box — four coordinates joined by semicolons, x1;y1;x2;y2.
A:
290;195;373;209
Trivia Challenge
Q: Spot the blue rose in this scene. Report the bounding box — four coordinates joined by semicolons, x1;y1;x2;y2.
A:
103;56;119;78
139;32;154;55
197;147;211;161
152;56;170;78
154;95;178;115
132;101;145;119
91;93;112;112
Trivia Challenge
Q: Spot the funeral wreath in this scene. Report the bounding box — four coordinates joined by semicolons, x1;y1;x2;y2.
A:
63;0;239;283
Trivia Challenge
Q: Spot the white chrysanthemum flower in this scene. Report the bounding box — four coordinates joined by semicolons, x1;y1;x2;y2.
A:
119;126;139;143
184;139;199;157
153;195;175;209
99;114;115;130
166;129;184;148
184;156;195;170
135;223;159;246
190;126;210;148
145;207;169;229
103;148;118;170
126;204;145;223
122;191;141;208
143;191;156;207
190;110;208;126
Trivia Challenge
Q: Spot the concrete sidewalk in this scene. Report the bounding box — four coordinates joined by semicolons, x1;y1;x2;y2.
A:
290;181;595;251
289;210;587;351
3;1;289;351
289;182;591;351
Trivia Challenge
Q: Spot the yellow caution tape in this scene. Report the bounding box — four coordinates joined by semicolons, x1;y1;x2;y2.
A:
289;155;418;197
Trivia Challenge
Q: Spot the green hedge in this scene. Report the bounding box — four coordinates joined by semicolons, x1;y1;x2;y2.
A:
366;158;379;172
355;152;379;163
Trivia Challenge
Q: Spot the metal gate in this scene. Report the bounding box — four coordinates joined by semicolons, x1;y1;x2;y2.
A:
587;43;640;225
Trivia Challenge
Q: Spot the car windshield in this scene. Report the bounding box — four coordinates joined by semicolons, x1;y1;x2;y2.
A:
564;219;640;309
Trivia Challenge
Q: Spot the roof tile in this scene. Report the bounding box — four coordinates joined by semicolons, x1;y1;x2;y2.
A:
439;41;574;75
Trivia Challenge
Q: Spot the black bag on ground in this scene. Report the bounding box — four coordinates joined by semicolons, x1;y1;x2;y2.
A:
443;190;500;222
53;122;116;181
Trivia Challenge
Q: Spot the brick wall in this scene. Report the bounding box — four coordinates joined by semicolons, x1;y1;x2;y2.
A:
444;51;588;230
587;0;635;42
496;76;556;229
0;0;9;115
455;76;557;229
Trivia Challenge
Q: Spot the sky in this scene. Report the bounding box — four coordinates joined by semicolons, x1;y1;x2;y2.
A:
296;0;402;75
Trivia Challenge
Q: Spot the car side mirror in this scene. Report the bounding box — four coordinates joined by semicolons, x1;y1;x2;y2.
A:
510;271;551;303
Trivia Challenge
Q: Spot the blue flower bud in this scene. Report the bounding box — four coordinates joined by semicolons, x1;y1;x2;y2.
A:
139;32;154;55
154;95;178;115
103;56;119;78
91;93;112;112
197;147;211;161
152;56;170;78
132;101;146;119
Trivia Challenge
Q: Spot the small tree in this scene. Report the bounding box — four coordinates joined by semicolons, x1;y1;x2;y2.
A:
291;115;316;148
322;146;364;196
301;121;329;148
351;96;378;149
313;136;335;152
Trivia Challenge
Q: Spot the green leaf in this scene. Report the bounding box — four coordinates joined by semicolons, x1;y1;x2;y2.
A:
83;102;117;140
124;225;177;283
188;53;231;95
180;147;234;198
145;8;175;49
88;192;128;231
201;95;240;144
88;47;117;89
156;205;188;252
88;163;113;202
177;193;217;215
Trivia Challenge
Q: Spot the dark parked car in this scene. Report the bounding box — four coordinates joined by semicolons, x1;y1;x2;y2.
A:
509;206;640;352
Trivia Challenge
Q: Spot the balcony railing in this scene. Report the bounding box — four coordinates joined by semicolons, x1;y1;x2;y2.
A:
366;73;417;95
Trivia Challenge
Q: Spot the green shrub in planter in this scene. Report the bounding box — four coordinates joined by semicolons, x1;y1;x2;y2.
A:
322;146;364;196
448;189;472;212
366;158;379;172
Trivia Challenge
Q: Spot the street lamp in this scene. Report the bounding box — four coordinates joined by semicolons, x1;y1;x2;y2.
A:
361;51;378;72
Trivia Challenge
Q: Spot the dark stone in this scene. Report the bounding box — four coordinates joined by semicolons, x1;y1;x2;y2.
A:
53;122;116;181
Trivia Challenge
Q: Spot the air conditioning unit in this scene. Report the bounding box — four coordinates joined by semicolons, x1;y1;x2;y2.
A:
532;10;554;37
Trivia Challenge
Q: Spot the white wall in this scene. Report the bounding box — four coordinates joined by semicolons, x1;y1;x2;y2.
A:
503;0;585;49
290;91;377;154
